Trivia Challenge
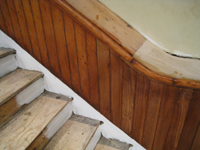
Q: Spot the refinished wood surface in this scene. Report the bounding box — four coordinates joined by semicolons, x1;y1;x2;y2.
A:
45;114;100;150
1;0;200;149
0;69;43;106
0;92;68;150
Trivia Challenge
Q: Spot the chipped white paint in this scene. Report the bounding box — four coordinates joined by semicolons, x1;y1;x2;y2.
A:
0;30;145;150
0;54;17;78
16;78;44;106
100;0;200;58
45;101;73;138
134;40;200;81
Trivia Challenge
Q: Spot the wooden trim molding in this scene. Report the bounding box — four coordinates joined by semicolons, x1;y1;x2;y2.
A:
50;0;133;62
51;0;200;90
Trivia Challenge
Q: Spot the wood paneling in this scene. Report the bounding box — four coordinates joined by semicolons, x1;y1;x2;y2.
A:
30;0;50;70
86;31;99;110
7;0;23;46
39;0;61;78
14;0;33;55
51;2;71;87
97;39;111;120
1;0;200;150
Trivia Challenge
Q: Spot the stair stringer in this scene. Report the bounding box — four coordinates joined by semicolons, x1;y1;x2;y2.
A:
0;30;145;150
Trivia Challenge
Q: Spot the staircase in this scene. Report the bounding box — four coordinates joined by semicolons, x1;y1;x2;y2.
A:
0;47;131;149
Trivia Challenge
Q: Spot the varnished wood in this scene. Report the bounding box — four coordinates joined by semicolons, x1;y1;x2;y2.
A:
63;14;81;94
13;0;33;55
132;73;150;143
75;23;90;101
97;39;111;120
153;86;181;150
21;0;41;62
121;63;134;136
163;89;193;150
50;0;133;62
191;124;200;150
2;0;200;149
0;7;7;33
6;0;23;46
0;0;15;40
110;51;123;128
50;2;71;87
86;31;99;110
39;0;61;78
176;91;200;150
141;82;163;150
30;0;51;70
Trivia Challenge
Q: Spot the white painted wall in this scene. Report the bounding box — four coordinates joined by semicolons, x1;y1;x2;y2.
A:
100;0;200;58
0;30;145;150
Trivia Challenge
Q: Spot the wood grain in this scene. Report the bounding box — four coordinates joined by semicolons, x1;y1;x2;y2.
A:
44;115;100;150
176;90;200;150
63;14;81;94
110;51;123;128
0;97;26;128
14;0;33;55
141;81;163;150
30;0;50;70
62;0;146;54
0;7;7;33
75;22;90;101
0;69;43;106
39;0;61;78
6;0;23;46
191;124;200;150
0;92;68;150
97;39;111;120
121;63;134;136
50;0;133;62
163;88;193;150
86;31;99;109
0;0;15;40
50;2;71;87
132;73;150;143
152;86;181;150
22;0;41;62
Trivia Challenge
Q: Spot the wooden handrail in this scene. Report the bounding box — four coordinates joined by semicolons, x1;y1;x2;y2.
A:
51;0;200;90
50;0;133;62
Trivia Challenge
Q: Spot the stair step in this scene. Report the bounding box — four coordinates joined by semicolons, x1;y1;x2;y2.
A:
0;48;15;58
0;91;70;150
0;69;43;106
95;136;131;150
45;114;101;150
0;48;17;78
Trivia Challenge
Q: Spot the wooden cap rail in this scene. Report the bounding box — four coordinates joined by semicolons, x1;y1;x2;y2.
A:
50;0;133;62
51;0;200;90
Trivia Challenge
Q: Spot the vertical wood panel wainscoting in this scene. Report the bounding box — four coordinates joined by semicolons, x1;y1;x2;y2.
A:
0;0;200;150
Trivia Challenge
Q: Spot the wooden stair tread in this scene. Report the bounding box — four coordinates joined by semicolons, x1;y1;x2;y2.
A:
45;114;100;150
0;48;16;59
0;92;68;150
0;69;43;106
95;136;130;150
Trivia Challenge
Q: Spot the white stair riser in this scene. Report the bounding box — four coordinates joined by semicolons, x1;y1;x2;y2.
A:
45;101;73;138
0;54;17;78
16;78;44;106
85;126;101;150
